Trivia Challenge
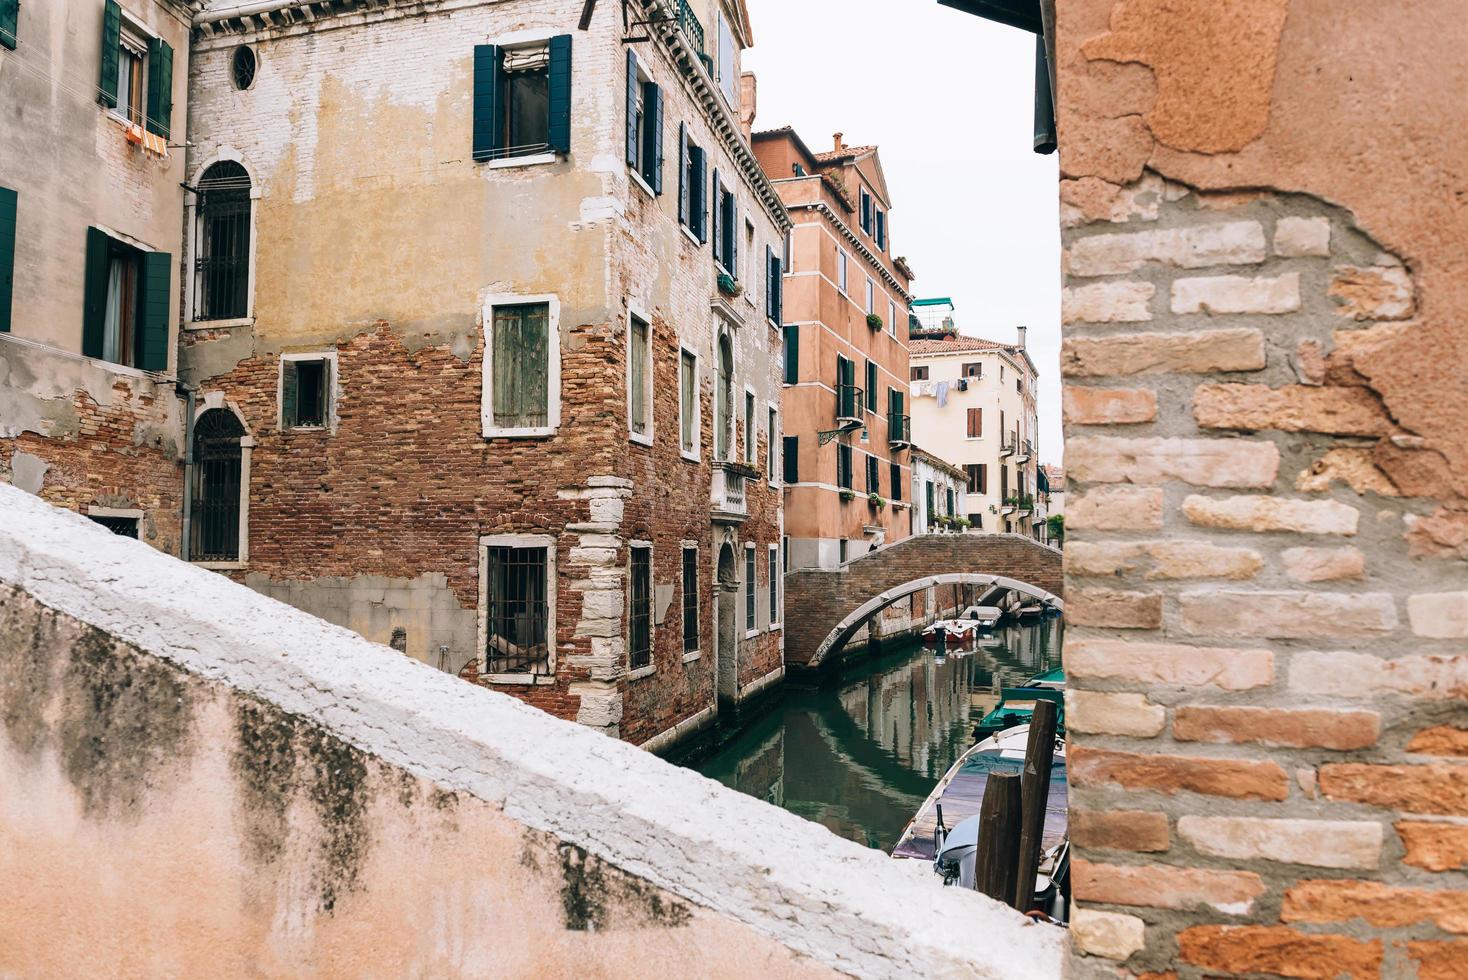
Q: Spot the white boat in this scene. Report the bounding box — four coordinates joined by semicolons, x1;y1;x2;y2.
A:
923;605;1003;642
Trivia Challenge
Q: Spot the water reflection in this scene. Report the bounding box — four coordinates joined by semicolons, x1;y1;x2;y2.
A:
692;618;1062;852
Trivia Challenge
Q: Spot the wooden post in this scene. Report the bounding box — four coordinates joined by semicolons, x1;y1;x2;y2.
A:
1011;698;1059;911
973;770;1022;903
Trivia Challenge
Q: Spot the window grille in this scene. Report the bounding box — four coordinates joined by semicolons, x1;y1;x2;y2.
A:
483;545;550;676
630;546;652;670
194;161;252;321
191;409;245;561
681;547;698;653
90;515;138;538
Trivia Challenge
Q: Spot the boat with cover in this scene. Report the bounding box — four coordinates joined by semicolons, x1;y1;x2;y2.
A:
922;604;1003;642
973;668;1066;740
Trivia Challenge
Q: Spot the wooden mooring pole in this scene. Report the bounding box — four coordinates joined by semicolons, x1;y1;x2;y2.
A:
1011;698;1059;912
973;770;1022;904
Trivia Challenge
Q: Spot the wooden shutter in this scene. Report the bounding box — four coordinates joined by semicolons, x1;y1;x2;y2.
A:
82;227;110;359
145;38;173;139
783;325;798;384
677;123;689;226
710;169;722;265
890;462;902;501
472;45;502;161
493;305;549;428
625;49;639;167
764;246;773;319
647;82;664;193
136;250;170;371
860;190;870;233
772;253;782;323
866;454;878;493
865;359;876;411
782;436;798;484
693;147;708;242
0;0;18;50
98;0;121;108
547;34;572;154
0;187;13;333
630;316;647;434
876;209;885;250
281;359;299;427
728;194;737;273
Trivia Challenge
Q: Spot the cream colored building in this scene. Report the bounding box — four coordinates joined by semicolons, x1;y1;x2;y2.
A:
908;323;1042;539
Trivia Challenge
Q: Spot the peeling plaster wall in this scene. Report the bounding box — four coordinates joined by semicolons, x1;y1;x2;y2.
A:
1057;2;1468;977
0;485;1063;979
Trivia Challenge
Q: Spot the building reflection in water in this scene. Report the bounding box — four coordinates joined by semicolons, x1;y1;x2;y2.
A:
694;618;1063;852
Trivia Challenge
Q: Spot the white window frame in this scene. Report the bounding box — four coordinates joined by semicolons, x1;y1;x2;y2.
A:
185;152;260;330
681;542;701;662
481;293;561;439
627;306;654;446
865;278;875;315
277;350;340;434
837;249;849;295
767;404;779;485
743;385;757;463
110;18;151;129
889;299;897;337
87;506;144;538
678;344;701;463
767;543;781;631
744;542;759;639
628;58;657;199
191;393;253;570
477;533;558;685
627;540;656;681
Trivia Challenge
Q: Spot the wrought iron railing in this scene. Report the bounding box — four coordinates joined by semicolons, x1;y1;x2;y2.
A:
837;383;865;421
888;413;911;444
678;0;705;55
483;545;552;676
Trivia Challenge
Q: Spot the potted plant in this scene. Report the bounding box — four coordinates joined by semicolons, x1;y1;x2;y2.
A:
717;273;741;297
953;516;971;531
839;489;857;502
868;493;886;509
866;313;883;331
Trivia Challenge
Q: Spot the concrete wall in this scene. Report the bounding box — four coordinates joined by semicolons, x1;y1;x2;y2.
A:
1057;3;1468;976
0;483;1062;979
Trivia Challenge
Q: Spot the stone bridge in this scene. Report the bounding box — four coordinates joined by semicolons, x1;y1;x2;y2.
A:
784;533;1064;671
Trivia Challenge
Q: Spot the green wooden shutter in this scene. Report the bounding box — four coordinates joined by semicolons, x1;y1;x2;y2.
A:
98;0;121;108
783;325;798;384
773;253;782;323
137;250;171;371
764;245;773;319
145;38;173;139
547;34;572;154
782;436;798;484
625;49;639;167
865;359;876;411
890;462;902;501
646;82;663;193
926;481;934;519
728;195;737;273
281;359;299;427
710;168;721;265
82;227;110;358
0;187;14;333
0;0;18;50
693;147;708;242
677;123;689;226
472;45;501;161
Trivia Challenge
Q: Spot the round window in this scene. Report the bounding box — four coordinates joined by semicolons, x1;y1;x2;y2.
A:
232;45;257;91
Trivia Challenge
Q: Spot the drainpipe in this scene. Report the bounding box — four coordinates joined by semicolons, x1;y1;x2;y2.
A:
176;381;196;561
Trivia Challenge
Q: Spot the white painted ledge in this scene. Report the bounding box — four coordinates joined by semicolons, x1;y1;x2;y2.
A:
0;484;1064;979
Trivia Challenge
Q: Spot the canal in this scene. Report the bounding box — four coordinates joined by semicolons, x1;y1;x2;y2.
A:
682;618;1063;853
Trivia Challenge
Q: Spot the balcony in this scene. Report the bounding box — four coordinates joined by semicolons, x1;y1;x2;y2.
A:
678;0;706;56
711;462;750;523
999;438;1016;459
1004;494;1035;518
1015;439;1033;464
836;383;865;428
888;413;911;448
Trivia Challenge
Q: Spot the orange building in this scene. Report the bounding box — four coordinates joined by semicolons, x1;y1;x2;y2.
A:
752;129;915;569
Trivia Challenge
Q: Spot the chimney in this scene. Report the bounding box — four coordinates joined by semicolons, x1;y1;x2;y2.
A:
833;132;844;153
1016;325;1028;348
739;72;757;141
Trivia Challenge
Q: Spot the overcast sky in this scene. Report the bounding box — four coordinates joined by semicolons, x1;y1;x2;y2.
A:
743;0;1063;464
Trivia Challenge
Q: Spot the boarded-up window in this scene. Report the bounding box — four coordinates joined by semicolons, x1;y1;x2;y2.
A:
630;313;650;438
492;303;549;429
680;349;696;453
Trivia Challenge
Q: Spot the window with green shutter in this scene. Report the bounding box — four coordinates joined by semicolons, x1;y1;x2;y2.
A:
546;34;571;153
890;462;902;501
782;436;798;484
629;312;650;440
865;453;879;493
782;324;798;384
0;0;18;50
474;37;570;162
281;356;333;430
81;226;167;370
837;443;852;490
137;250;171;372
145;37;174;139
490;303;550;430
0;187;14;333
98;0;121;108
865;359;877;411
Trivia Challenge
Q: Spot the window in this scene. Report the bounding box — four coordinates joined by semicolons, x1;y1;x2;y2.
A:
626;53;663;193
890;462;902;501
231;45;256;90
191;408;246;563
712;171;736;273
629;544;652;671
865;359;877;412
280;354;334;431
947;488;955;517
875;209;886;251
969;513;984;530
782;435;798;484
679;126;708;239
90;512;139;538
480;538;553;678
0;186;12;334
865;453;879;493
782;536;789;573
682;547;699;653
925;481;935;527
716;10;737;106
783;230;792;269
839;538;848;564
967;407;983;439
767;547;779;629
1;0;15;49
837;249;848;293
859;188;872;234
765;246;783;324
1017;376;1022;393
472;37;571;162
782;325;799;384
98;1;173;138
117;29;147;126
865;278;875;315
194;161;252;322
628;312;651;442
679;348;698;458
910;365;929;381
889;298;897;337
484;299;557;436
967;463;988;495
837;443;853;490
962;362;982;378
82;227;169;371
715;333;733;459
744;545;756;632
744;390;756;462
767;406;778;481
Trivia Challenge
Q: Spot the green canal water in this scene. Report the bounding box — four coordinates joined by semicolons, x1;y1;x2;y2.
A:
684;618;1063;853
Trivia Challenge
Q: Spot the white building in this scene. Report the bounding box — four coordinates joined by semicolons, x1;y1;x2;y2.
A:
909;446;968;534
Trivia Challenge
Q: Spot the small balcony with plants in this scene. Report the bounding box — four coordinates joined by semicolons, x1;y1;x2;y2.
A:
1004;494;1035;517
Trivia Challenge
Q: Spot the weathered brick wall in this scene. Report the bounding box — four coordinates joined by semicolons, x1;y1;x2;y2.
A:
783;532;1061;667
1058;5;1468;974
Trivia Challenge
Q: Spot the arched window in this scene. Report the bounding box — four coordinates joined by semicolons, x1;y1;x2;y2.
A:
191;408;245;561
715;334;733;461
194;161;252;321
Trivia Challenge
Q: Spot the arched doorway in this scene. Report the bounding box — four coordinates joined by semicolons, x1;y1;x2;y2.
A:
714;541;739;708
191;407;246;561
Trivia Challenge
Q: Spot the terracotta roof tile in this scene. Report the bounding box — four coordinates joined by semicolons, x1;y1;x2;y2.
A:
813;144;877;162
908;336;1014;355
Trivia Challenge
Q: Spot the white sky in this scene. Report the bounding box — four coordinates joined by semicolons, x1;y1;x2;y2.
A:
743;0;1063;464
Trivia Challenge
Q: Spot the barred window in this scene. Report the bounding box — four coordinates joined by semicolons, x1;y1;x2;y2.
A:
630;545;652;670
767;548;778;628
483;544;551;676
194;161;252;321
190;408;245;562
681;547;699;653
744;545;756;631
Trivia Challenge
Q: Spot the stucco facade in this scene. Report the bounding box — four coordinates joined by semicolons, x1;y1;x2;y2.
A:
176;0;789;748
910;445;968;535
752;128;915;571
